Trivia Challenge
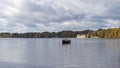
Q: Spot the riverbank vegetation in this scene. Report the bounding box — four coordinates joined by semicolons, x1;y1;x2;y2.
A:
0;30;91;38
0;28;120;39
89;28;120;39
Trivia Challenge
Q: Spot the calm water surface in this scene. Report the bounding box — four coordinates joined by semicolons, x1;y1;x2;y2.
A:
0;38;120;68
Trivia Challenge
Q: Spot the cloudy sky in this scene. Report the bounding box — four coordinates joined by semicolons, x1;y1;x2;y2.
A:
0;0;120;33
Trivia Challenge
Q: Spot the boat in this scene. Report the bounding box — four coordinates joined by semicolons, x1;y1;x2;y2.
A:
62;39;71;44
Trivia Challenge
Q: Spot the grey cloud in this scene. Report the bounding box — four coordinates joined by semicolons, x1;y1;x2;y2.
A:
0;0;120;32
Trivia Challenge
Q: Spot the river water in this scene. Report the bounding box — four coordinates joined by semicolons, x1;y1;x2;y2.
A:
0;38;120;68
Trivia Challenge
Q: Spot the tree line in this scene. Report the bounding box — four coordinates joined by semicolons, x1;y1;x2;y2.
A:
1;28;120;38
88;28;120;39
0;30;91;38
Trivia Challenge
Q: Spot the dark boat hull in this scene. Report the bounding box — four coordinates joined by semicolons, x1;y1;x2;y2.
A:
62;40;71;44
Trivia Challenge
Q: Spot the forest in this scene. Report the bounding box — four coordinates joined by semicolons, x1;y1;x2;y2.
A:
0;30;91;38
89;28;120;39
0;28;120;39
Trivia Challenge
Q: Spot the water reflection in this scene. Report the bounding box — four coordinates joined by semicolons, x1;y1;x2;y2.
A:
0;38;120;68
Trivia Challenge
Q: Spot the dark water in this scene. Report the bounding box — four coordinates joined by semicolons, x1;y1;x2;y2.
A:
0;38;120;68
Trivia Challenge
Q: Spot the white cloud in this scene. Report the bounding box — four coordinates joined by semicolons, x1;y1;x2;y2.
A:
104;19;120;28
0;0;120;32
